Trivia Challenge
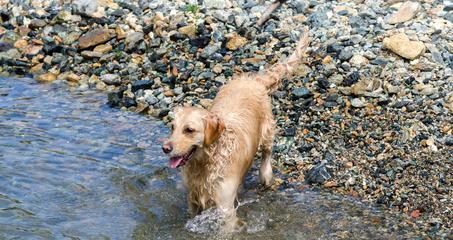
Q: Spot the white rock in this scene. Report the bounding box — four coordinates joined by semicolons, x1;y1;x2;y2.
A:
351;98;365;108
204;0;232;9
349;55;368;67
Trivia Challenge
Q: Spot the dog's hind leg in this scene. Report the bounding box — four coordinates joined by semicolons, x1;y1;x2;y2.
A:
259;118;274;187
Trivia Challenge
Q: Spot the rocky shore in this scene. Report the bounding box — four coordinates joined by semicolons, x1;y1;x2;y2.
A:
0;0;451;238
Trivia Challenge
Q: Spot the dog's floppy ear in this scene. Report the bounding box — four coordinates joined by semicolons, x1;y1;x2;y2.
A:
203;113;225;146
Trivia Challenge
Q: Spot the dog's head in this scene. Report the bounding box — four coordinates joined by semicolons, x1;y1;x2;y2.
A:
162;106;225;168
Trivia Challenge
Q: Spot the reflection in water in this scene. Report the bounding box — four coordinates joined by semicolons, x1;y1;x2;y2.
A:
0;78;412;239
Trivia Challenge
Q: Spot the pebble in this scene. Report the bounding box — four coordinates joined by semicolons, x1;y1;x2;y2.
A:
204;0;232;9
36;72;57;82
383;33;426;60
81;50;102;58
339;47;354;61
349;55;368;67
387;1;421;24
100;74;121;85
78;28;113;49
351;98;365;108
226;33;247;51
292;87;312;99
131;79;154;92
93;44;113;54
126;32;144;50
306;161;332;184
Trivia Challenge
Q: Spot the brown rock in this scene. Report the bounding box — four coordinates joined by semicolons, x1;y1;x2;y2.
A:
387;1;420;24
178;24;197;38
21;45;43;56
37;73;57;82
18;26;31;36
0;26;6;35
226;33;247;51
410;210;421;218
93;44;112;54
30;63;44;74
413;83;438;95
292;14;307;22
344;162;354;168
163;90;174;97
115;26;126;40
14;39;28;49
322;55;333;64
383;33;425;60
324;181;338;188
66;73;81;82
241;57;262;65
78;28;113;49
43;55;52;65
81;50;103;58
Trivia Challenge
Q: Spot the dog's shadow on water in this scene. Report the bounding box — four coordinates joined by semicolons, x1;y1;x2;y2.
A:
116;164;412;240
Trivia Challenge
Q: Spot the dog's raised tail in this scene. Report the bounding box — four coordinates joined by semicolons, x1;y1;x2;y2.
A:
257;28;310;93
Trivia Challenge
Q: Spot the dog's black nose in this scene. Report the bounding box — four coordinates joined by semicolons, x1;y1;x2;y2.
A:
162;142;173;154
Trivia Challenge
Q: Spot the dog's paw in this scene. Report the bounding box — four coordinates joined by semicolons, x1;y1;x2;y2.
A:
259;166;273;187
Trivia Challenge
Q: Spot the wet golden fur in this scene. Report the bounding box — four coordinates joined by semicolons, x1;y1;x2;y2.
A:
164;30;310;230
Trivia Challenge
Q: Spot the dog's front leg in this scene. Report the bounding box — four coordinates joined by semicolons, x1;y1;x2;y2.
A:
215;178;245;232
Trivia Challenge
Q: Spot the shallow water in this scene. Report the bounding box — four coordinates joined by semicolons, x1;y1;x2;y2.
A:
0;77;411;239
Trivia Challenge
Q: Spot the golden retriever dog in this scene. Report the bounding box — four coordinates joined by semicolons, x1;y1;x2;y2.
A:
162;30;310;231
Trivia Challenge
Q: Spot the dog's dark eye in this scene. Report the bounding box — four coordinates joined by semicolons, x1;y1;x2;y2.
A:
184;127;195;133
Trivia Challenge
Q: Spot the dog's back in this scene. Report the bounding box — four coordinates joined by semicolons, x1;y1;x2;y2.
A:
210;76;273;177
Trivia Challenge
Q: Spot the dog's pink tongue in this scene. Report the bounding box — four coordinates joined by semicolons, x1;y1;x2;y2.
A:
169;157;183;168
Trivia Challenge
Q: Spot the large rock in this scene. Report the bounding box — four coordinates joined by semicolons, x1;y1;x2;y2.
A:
387;1;420;24
78;28;113;49
383;33;425;60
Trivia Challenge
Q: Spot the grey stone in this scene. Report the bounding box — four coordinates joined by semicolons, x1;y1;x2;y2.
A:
306;161;331;184
292;87;312;99
201;43;221;58
101;74;121;85
126;32;144;50
339;47;354;61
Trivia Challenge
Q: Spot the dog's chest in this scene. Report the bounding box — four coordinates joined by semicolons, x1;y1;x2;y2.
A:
182;163;221;207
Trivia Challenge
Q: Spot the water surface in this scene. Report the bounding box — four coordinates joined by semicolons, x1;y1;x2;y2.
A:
0;77;411;239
